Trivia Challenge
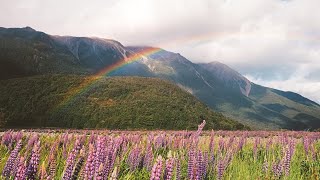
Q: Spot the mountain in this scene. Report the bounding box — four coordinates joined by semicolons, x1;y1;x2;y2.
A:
1;27;319;130
0;27;133;79
126;48;320;130
199;61;251;97
0;75;247;130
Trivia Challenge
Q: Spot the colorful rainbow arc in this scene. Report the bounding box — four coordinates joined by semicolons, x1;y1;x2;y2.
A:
54;47;163;111
52;29;307;111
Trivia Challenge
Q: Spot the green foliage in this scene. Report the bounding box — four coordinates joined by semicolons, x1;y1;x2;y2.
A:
0;75;247;130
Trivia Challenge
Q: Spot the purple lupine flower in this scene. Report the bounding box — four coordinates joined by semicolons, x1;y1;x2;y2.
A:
26;140;40;179
164;157;174;180
101;136;110;164
15;132;23;142
120;141;129;161
83;143;95;179
218;138;225;153
216;149;234;180
27;134;38;150
127;145;142;171
15;156;26;180
113;136;123;153
225;149;235;165
217;157;226;180
253;137;260;160
203;151;208;178
266;137;272;151
62;133;69;158
289;139;296;156
237;136;245;151
209;130;215;153
226;136;235;149
2;140;23;177
196;151;203;180
94;136;106;178
193;120;206;145
283;148;291;176
132;134;142;145
272;160;283;178
63;139;82;180
196;120;206;135
284;139;295;176
210;151;215;166
167;135;174;149
173;137;181;149
175;158;181;180
11;154;21;177
1;130;13;148
154;135;164;149
150;155;163;180
71;148;85;180
282;134;289;145
89;131;96;144
103;140;116;178
49;141;58;157
143;144;154;171
187;149;195;179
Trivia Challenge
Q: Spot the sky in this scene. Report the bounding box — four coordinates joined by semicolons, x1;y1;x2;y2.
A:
1;0;320;103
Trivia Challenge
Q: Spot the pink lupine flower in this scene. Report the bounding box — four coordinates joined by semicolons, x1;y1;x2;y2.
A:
150;155;163;180
84;143;95;179
175;158;181;180
164;157;174;180
15;157;26;180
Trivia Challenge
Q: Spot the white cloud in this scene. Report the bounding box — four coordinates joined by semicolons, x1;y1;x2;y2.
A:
245;69;320;104
0;0;320;102
248;77;320;104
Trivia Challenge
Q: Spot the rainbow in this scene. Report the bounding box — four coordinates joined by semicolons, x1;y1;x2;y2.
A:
54;47;163;110
53;31;250;111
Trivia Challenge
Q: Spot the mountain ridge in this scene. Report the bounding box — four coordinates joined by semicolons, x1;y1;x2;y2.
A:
1;27;319;130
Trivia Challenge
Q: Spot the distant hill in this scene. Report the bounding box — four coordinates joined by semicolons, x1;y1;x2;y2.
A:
0;75;247;130
0;27;319;130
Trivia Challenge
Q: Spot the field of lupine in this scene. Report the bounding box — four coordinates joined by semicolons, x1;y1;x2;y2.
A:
0;121;319;180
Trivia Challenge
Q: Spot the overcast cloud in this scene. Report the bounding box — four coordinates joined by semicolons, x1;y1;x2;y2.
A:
1;0;319;102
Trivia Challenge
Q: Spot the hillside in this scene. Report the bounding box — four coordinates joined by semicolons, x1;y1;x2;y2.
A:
0;75;246;130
